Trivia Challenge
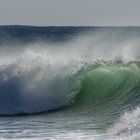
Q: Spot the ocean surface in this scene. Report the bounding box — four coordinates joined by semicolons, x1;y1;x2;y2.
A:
0;26;140;139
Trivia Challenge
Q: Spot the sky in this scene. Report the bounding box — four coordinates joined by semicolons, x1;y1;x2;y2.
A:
0;0;140;26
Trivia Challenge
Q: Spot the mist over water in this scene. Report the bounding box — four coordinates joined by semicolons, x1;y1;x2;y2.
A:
0;26;140;139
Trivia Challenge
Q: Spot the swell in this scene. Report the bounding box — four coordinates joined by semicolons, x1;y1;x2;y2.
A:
73;62;140;113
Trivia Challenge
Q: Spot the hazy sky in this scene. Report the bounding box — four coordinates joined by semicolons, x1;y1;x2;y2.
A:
0;0;140;26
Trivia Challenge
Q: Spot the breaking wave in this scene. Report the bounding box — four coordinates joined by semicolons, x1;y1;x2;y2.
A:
0;28;140;117
1;27;140;139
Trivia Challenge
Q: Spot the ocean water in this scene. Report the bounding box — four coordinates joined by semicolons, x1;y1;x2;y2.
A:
0;26;140;139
